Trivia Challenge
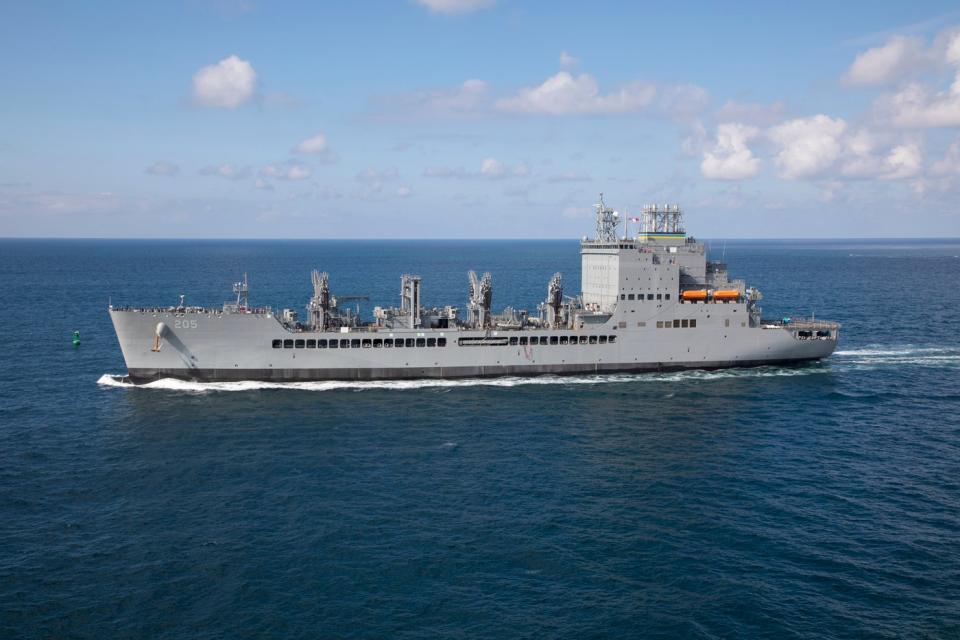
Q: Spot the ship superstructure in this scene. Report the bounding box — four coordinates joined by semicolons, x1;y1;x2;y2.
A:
109;195;840;383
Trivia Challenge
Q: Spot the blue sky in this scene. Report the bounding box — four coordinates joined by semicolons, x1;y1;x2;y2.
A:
2;0;960;238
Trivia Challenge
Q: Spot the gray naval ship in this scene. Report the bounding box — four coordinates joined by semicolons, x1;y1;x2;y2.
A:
109;195;840;383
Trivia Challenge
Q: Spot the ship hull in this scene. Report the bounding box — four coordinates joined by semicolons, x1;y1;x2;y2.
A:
110;308;838;384
124;358;824;384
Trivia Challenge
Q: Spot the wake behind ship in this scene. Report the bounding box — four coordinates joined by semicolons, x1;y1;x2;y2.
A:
109;195;839;383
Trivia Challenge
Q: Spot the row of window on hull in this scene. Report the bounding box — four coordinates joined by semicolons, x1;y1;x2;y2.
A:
272;337;448;349
459;335;618;347
622;293;670;301
657;319;697;328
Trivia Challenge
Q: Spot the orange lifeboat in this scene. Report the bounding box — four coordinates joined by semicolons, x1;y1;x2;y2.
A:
681;290;708;302
713;289;741;301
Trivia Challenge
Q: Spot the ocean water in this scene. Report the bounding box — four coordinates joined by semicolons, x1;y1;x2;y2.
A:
1;238;959;639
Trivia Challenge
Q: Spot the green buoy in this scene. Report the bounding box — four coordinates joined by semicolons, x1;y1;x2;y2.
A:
72;330;81;347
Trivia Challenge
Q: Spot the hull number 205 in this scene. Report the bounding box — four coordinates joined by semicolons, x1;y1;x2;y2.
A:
175;319;198;329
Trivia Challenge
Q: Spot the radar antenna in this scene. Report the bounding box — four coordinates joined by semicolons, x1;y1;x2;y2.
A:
233;273;249;310
595;193;620;243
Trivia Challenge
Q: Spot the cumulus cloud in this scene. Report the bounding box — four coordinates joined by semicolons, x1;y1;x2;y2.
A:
192;55;257;108
293;133;329;154
840;130;923;179
876;77;960;127
495;72;656;115
932;138;960;175
700;123;761;180
559;51;579;68
261;162;311;180
200;163;250;180
396;185;412;198
424;158;528;179
145;162;179;176
844;36;927;86
768;115;848;179
416;0;496;14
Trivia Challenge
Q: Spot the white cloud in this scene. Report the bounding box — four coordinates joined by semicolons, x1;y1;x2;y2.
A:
425;158;528;179
480;158;505;177
293;133;329;154
932;138;960;175
200;163;249;180
145;162;179;176
768;115;848;179
844;36;927;86
658;84;711;121
559;51;579;68
416;0;496;14
192;55;257;108
254;178;275;191
883;143;923;179
495;72;657;115
397;185;412;198
700;123;761;180
356;167;399;183
876;75;960;127
261;162;311;180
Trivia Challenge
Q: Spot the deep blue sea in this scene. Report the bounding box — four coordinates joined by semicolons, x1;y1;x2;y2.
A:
2;238;960;639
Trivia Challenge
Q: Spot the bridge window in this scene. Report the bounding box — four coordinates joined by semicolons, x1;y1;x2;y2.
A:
427;338;437;347
550;336;559;345
665;294;670;300
318;339;327;348
657;294;662;300
509;337;518;345
340;339;350;348
690;319;697;328
609;335;616;344
620;294;625;300
284;339;294;348
329;340;338;349
295;339;305;348
272;339;282;349
519;337;528;345
681;319;689;328
306;339;316;348
373;339;383;348
673;319;681;328
628;294;635;300
351;339;361;348
406;338;415;347
394;339;403;348
579;336;588;344
437;337;447;347
589;335;597;344
560;336;569;345
647;294;654;300
599;336;607;344
416;338;426;347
